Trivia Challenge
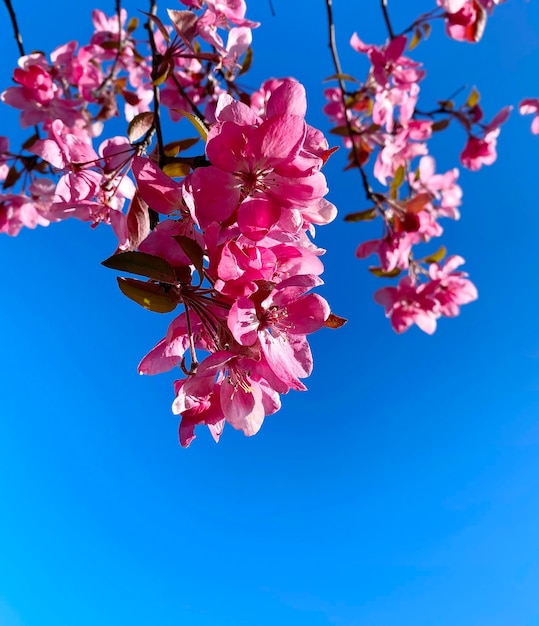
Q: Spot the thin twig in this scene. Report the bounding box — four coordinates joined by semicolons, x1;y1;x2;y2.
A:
325;0;376;204
3;0;25;57
94;0;124;97
170;73;207;124
145;0;163;228
145;0;165;163
380;0;395;39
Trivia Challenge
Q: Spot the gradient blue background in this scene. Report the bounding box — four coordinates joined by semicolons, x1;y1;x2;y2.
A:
1;1;539;624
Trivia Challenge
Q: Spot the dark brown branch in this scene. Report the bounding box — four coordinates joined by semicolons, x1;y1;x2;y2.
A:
380;0;395;39
145;0;165;164
325;0;376;204
93;0;124;98
3;0;25;57
170;73;207;124
145;0;163;229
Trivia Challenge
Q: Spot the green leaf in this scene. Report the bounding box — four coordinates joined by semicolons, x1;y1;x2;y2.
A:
409;27;422;51
465;86;480;108
162;162;191;177
126;16;139;33
117;277;178;313
369;266;401;278
438;99;454;110
238;46;253;76
423;245;447;264
178;110;208;141
152;59;174;86
102;251;177;283
391;165;405;190
344;208;378;222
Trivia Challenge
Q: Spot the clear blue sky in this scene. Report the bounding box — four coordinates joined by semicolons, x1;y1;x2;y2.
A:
1;1;539;625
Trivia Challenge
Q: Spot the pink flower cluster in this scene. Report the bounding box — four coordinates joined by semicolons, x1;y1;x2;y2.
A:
134;79;337;445
322;25;491;333
0;3;258;240
438;0;506;43
374;255;478;334
0;4;337;445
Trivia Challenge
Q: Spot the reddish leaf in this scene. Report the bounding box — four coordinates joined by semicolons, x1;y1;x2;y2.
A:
432;118;450;132
173;235;205;280
124;191;150;251
127;112;154;143
167;9;197;47
163;137;200;156
141;11;170;43
406;193;432;214
3;165;20;190
324;313;348;329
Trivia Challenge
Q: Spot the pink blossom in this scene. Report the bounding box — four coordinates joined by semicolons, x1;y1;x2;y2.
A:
460;129;499;170
172;351;280;446
460;105;511;170
425;255;478;317
410;156;462;220
356;232;418;272
519;98;539;134
374;276;439;334
0;193;50;236
439;0;505;42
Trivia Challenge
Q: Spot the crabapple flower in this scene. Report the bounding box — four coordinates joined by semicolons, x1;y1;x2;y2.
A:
375;276;439;334
438;0;505;42
460;106;511;170
424;255;478;317
519;98;539;135
374;257;477;334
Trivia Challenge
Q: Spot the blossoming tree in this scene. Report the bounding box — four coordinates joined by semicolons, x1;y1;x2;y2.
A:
0;0;532;445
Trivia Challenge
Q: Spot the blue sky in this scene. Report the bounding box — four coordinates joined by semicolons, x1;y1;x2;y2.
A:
1;1;539;625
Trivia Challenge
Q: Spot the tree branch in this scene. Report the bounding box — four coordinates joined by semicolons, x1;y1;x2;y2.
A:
380;0;395;39
3;0;25;57
325;0;376;204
